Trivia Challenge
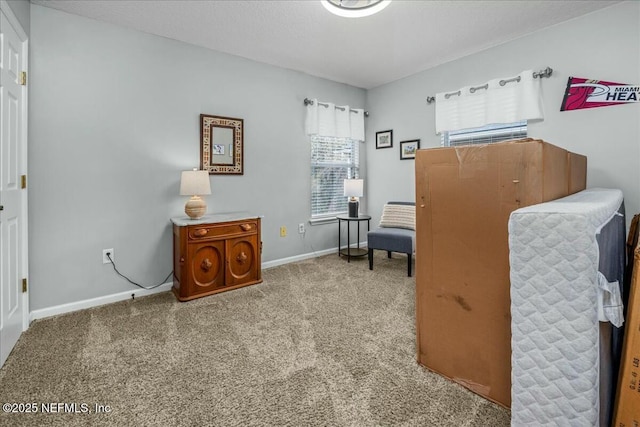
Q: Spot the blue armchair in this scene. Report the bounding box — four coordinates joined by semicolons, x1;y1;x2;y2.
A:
367;202;416;277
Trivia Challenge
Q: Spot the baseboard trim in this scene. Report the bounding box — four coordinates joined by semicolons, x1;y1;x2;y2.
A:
262;247;336;269
29;242;368;321
262;241;367;269
29;282;173;322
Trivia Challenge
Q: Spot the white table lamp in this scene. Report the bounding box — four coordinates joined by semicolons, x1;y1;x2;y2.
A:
180;169;211;219
344;179;363;218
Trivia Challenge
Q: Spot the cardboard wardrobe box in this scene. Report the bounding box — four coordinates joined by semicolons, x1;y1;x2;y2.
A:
414;139;587;407
613;214;640;426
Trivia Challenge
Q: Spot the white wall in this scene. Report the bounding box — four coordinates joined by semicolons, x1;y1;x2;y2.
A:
365;1;640;227
5;0;29;34
28;4;365;310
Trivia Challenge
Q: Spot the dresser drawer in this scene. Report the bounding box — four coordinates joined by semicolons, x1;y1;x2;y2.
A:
188;221;258;241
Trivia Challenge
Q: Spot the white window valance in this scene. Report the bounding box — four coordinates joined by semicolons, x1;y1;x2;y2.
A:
305;98;365;141
435;70;544;134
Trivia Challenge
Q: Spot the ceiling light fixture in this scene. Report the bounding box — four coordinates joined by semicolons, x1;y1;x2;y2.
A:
321;0;392;18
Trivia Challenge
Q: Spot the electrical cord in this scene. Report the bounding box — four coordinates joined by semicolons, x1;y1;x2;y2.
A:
106;253;172;290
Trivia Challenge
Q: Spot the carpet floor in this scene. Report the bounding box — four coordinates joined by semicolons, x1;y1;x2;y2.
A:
0;252;510;426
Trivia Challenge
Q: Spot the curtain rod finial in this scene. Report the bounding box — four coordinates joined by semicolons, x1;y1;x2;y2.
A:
533;67;553;79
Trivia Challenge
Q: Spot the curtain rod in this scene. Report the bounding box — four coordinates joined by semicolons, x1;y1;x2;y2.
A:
304;98;369;117
425;67;553;104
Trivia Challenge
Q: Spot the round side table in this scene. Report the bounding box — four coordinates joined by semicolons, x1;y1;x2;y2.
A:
336;214;371;262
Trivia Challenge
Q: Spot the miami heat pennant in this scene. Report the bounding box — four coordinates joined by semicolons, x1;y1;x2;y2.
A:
561;76;639;111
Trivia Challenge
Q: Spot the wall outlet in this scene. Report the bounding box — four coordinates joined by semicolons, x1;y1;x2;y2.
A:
298;223;305;234
102;248;114;264
280;226;287;237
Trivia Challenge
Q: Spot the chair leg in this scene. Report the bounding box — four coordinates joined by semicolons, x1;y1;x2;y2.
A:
407;253;412;277
368;248;373;270
387;251;392;258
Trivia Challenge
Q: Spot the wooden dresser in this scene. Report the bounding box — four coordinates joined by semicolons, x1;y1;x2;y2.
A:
171;213;262;301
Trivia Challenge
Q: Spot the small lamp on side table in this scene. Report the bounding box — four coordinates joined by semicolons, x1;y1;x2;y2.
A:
180;169;211;219
344;179;363;218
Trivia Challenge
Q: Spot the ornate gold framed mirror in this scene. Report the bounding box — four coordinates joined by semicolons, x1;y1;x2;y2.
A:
200;114;244;175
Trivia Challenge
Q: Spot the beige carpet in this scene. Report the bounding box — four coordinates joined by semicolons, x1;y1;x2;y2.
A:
0;252;510;426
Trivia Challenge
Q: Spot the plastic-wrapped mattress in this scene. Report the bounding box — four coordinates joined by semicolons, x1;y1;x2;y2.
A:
509;188;625;426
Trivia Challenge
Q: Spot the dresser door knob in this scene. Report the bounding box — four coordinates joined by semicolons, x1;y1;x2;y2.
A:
236;252;248;264
200;258;212;272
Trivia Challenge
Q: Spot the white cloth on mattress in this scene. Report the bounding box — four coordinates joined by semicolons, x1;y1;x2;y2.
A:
508;188;624;426
597;271;623;327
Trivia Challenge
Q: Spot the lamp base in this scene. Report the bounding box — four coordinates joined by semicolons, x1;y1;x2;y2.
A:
185;196;207;219
348;200;359;218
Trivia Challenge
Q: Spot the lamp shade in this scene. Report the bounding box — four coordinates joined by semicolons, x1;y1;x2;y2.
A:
343;179;363;198
180;170;211;196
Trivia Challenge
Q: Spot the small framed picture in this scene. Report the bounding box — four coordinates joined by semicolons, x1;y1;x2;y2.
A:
400;139;420;160
376;130;393;149
212;144;225;155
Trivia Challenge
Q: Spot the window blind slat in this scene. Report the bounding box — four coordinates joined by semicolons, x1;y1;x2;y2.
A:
442;121;528;147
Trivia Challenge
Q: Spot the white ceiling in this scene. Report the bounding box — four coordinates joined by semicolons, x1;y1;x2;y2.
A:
32;0;620;89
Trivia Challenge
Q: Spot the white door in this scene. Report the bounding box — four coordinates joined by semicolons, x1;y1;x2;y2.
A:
0;5;28;367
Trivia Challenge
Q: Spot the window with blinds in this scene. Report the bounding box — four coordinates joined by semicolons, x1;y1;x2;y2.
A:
441;121;527;147
310;135;359;219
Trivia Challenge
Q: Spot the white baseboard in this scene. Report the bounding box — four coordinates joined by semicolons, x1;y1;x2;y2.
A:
262;247;336;269
29;241;368;322
262;241;368;269
29;282;173;322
